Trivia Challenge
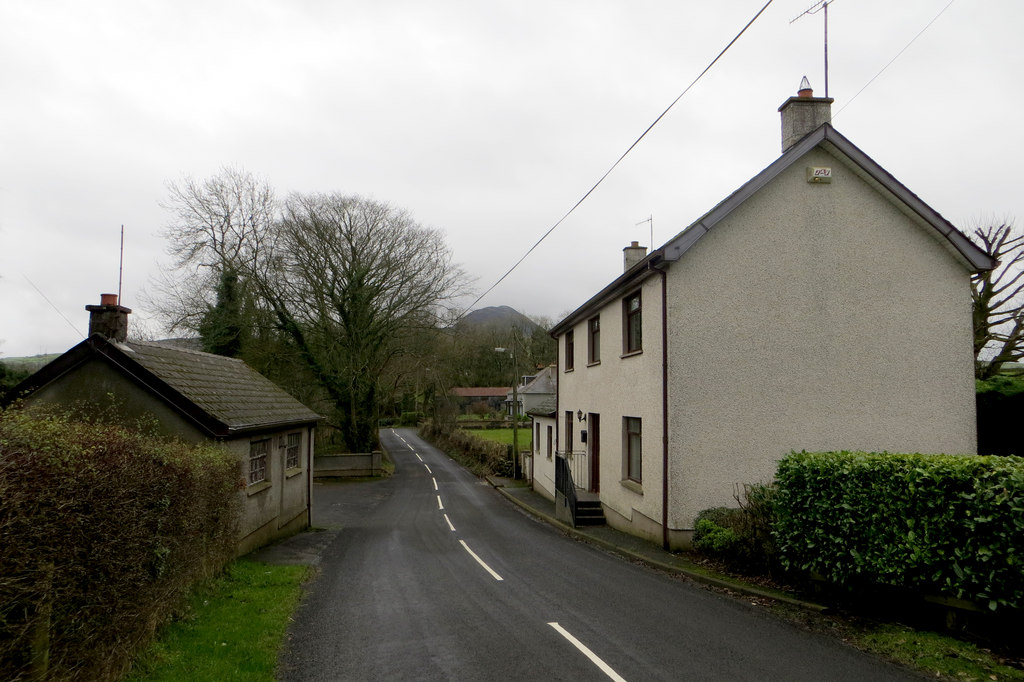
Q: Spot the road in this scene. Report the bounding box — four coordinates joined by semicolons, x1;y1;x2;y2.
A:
279;428;921;681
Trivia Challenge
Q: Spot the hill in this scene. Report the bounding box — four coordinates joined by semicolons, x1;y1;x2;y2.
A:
459;306;540;333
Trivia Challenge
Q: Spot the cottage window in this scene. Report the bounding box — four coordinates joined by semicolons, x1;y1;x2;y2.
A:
546;425;553;459
285;432;301;469
624;417;642;483
565;330;575;371
588;316;600;364
249;438;270;484
624;292;642;354
534;422;541;454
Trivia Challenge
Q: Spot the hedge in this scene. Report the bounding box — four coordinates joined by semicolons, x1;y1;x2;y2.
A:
418;421;510;476
0;409;241;681
774;451;1024;611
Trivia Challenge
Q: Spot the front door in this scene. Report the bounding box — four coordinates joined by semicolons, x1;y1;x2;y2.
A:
588;413;600;493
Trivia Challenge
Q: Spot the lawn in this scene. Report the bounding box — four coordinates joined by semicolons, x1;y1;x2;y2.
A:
127;559;309;681
472;427;532;451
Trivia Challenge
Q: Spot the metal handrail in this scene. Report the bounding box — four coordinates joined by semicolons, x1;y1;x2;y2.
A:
554;454;578;527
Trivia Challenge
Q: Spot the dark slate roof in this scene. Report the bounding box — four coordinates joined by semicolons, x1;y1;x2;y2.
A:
9;335;320;438
124;340;321;433
526;396;556;417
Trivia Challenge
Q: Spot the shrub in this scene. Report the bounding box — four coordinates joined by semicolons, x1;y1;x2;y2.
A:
399;411;422;427
774;450;1024;611
693;518;740;555
692;485;778;575
0;409;240;681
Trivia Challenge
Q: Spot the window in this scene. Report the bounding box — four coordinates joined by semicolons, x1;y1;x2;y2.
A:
624;417;642;483
535;422;541;454
285;432;301;469
588;316;600;364
546;425;553;459
565;330;575;371
624;292;642;353
249;439;270;484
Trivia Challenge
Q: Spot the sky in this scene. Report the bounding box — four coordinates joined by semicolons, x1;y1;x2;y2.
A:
1;0;1021;358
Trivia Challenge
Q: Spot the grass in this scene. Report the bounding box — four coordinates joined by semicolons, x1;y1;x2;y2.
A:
856;624;1024;681
126;559;309;681
473;427;532;451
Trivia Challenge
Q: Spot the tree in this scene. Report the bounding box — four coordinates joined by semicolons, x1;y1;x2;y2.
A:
157;171;467;452
972;222;1024;379
154;167;276;336
251;193;466;451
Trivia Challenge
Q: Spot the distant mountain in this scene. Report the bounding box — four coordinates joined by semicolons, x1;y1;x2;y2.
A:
459;306;540;333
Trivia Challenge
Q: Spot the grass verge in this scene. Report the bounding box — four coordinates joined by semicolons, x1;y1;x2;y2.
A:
126;559;309;681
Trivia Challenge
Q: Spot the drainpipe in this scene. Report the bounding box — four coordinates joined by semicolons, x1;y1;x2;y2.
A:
658;264;670;550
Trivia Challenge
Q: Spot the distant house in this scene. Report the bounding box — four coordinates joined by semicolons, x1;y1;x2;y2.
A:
451;386;510;414
505;365;556;417
9;295;321;555
536;81;995;549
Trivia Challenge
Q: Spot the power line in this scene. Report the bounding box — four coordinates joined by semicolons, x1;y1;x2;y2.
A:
456;0;776;322
833;0;956;119
23;275;85;339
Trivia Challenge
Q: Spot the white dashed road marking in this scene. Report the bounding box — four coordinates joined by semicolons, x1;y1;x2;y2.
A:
459;540;503;581
548;622;627;682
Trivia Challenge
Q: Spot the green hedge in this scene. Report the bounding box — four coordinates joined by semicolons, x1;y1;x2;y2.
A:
418;421;511;476
0;409;241;681
774;451;1024;611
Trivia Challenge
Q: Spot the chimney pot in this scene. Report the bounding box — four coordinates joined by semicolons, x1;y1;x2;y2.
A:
100;293;118;306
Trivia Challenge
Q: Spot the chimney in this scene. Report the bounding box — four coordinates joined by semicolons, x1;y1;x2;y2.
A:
623;241;647;272
778;76;833;152
85;293;131;343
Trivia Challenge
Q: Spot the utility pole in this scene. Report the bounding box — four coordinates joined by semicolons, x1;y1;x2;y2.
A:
496;344;520;479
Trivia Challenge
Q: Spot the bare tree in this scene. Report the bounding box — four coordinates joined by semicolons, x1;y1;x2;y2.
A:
972;222;1024;379
248;193;467;451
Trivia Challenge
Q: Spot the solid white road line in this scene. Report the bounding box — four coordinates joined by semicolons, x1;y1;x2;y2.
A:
433;478;438;490
437;495;444;510
459;540;504;581
547;622;627;682
444;514;456;532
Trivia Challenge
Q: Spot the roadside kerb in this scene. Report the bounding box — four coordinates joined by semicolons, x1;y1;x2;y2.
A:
485;476;827;613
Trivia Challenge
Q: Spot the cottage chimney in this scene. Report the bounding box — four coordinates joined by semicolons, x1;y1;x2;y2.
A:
85;293;131;343
623;241;647;271
778;76;833;152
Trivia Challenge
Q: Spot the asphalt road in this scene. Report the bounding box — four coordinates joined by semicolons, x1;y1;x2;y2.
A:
279;428;922;681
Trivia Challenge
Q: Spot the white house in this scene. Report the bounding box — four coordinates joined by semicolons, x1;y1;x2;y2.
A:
537;82;995;549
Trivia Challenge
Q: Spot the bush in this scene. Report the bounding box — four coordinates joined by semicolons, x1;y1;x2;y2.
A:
693;517;740;555
0;409;241;681
774;450;1024;611
692;485;778;575
399;411;422;427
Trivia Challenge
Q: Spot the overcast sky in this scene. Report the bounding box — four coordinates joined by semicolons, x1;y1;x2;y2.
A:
1;0;1021;358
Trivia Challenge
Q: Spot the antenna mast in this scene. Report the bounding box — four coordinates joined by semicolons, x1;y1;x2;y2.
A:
791;0;835;98
118;224;124;304
635;215;653;248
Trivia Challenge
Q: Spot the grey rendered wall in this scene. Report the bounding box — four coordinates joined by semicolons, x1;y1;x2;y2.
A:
665;145;977;533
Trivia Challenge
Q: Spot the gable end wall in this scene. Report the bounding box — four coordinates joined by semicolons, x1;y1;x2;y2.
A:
665;145;977;531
